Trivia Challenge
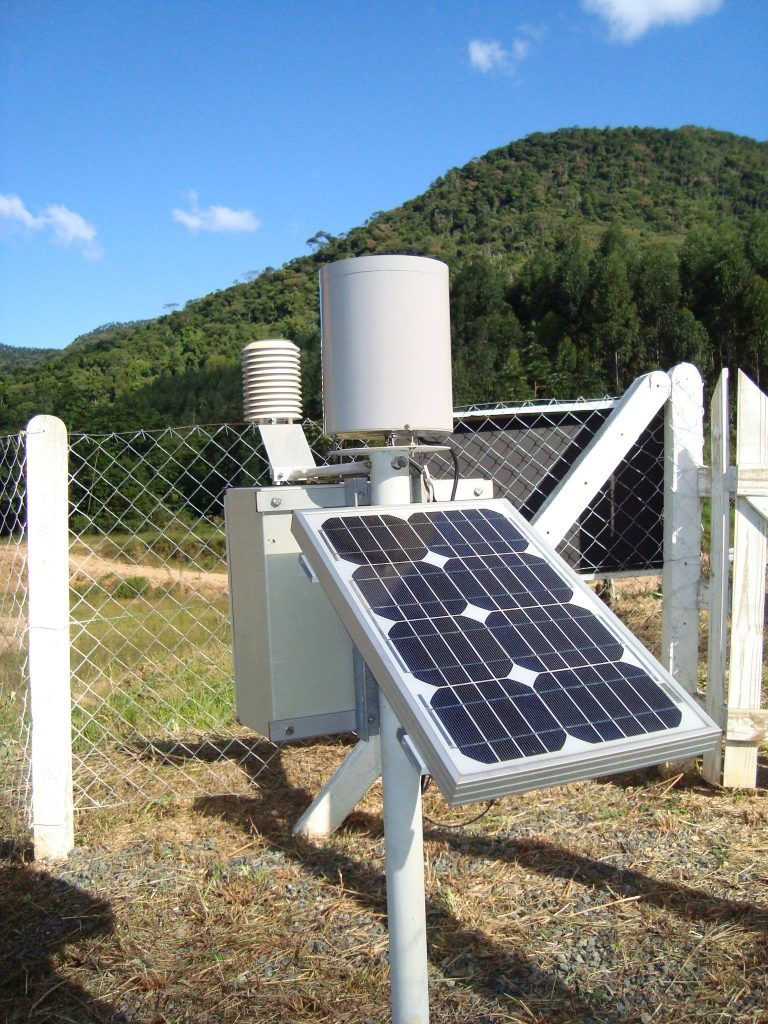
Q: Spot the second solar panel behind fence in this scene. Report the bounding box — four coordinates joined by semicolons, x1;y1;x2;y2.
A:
422;399;664;577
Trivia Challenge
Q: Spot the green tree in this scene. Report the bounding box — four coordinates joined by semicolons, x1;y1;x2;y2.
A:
586;229;640;389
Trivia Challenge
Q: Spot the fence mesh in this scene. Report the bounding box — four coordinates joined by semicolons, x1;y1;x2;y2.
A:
67;424;279;810
0;432;30;845
1;397;670;822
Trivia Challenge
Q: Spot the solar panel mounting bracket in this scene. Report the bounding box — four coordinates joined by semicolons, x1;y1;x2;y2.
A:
397;728;428;775
353;648;380;740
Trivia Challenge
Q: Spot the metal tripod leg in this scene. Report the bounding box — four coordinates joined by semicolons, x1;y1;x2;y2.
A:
292;736;381;837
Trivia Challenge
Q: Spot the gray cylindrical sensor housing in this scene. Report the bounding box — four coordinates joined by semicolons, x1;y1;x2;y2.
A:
320;255;453;437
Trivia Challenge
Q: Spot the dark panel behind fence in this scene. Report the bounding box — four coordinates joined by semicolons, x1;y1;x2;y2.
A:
424;405;664;576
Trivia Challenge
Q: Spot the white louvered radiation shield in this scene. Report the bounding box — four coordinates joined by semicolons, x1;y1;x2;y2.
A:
242;338;303;424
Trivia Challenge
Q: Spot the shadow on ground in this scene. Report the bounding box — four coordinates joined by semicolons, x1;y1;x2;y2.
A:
0;852;115;1023
187;743;765;1024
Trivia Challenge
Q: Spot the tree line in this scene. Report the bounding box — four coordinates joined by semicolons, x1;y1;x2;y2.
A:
449;215;767;405
0;126;765;434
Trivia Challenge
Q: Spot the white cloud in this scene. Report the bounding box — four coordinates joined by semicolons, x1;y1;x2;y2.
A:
44;204;102;259
0;194;45;229
519;22;547;43
583;0;722;42
173;191;260;233
468;33;535;75
0;193;102;258
512;38;531;61
469;39;509;73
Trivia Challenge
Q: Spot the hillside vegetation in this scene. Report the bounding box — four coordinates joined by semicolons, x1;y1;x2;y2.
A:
0;343;57;370
1;126;766;433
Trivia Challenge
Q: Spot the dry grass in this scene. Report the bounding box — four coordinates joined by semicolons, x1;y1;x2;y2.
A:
2;553;766;1023
2;741;767;1024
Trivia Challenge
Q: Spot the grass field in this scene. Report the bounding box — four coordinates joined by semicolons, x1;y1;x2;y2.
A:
70;520;227;574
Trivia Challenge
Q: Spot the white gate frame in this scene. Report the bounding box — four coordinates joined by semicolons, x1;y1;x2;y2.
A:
535;364;704;696
702;371;730;784
703;370;768;788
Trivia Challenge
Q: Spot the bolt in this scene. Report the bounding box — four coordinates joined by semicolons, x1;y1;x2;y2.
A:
271;496;282;508
367;714;377;723
391;455;408;470
473;486;483;497
285;725;295;736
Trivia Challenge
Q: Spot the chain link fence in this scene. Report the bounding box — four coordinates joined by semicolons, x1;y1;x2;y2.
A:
68;424;278;810
436;400;664;576
0;431;30;845
2;395;672;835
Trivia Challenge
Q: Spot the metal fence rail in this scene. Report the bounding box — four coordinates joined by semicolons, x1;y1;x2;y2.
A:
1;398;670;836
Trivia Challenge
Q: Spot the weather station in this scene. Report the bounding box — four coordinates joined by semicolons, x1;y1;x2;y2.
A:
225;255;720;1024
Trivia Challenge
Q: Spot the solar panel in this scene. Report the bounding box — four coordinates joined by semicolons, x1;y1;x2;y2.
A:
292;500;720;804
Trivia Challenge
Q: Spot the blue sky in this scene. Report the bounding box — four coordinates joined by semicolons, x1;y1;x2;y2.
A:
1;0;766;350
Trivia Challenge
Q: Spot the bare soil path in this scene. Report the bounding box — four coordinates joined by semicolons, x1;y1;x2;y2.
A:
68;548;228;597
0;540;228;627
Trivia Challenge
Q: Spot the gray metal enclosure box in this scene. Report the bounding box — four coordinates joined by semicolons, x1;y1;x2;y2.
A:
225;484;357;741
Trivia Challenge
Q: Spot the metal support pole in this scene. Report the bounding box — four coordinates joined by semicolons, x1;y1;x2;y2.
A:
369;448;430;1024
380;694;430;1024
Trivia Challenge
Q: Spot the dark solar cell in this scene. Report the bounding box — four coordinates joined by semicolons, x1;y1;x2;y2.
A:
430;678;566;762
444;554;572;611
353;563;467;621
410;507;528;555
389;616;513;685
318;508;686;766
323;514;428;565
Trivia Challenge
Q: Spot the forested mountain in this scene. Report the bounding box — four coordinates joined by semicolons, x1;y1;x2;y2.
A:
1;126;766;433
0;343;57;370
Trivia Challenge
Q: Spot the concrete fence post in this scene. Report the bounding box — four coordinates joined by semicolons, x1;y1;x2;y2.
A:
26;415;73;860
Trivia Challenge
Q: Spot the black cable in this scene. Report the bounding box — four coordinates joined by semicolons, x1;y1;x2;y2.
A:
423;802;497;830
416;436;460;501
420;774;496;828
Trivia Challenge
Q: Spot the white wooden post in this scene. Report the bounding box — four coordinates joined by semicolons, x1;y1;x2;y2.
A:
26;415;73;860
702;371;730;785
661;363;704;695
722;371;768;788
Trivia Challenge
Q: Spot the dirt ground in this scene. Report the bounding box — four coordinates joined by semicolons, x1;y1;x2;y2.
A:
2;545;765;1023
67;548;229;599
2;743;767;1024
0;541;228;641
